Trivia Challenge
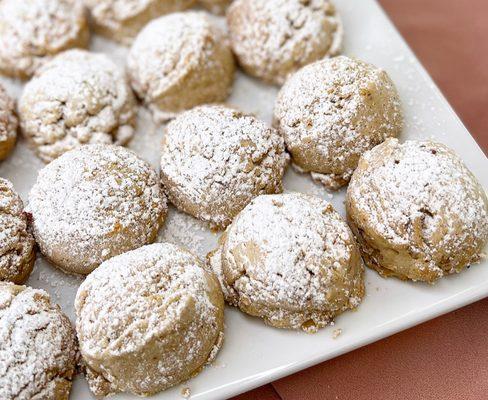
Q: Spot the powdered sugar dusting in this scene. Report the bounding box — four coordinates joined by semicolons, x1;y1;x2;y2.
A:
347;138;488;277
228;0;342;85
75;243;223;396
28;144;166;275
160;104;289;228
19;49;136;163
0;0;88;78
274;55;403;189
0;283;78;400
0;85;16;145
209;193;364;332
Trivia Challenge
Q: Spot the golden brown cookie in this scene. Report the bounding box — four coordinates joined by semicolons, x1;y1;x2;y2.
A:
346;138;488;283
160;104;289;229
227;0;342;85
274;56;403;190
127;12;235;122
28;144;167;275
0;85;17;161
208;193;364;332
0;178;35;284
0;0;89;79
75;243;224;397
0;282;78;400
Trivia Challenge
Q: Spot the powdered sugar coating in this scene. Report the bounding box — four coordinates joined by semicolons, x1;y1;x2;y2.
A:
0;0;89;79
75;243;224;396
0;179;35;284
227;0;343;85
28;144;167;275
347;139;488;282
274;56;403;190
200;0;231;14
208;193;364;332
0;85;17;160
19;49;137;163
127;12;235;122
0;283;78;400
160;105;289;229
84;0;195;45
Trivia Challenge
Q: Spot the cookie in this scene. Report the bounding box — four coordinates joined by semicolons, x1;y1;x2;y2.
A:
127;12;235;122
0;0;89;79
0;178;35;284
160;104;289;229
274;56;403;190
0;283;78;400
84;0;196;45
199;0;231;14
28;144;167;275
19;49;137;163
208;193;364;332
346;138;488;283
75;243;224;397
0;85;17;161
227;0;342;85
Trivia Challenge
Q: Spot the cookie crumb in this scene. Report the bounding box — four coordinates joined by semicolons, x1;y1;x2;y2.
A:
181;387;191;398
332;328;342;339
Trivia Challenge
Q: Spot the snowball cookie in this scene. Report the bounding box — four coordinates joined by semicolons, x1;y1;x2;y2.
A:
0;85;17;161
199;0;231;14
127;12;235;122
28;144;167;275
0;283;78;400
227;0;342;86
274;56;403;190
84;0;196;45
19;49;137;163
208;193;364;332
0;179;35;284
75;243;224;397
346;139;488;283
0;0;89;79
160;105;289;229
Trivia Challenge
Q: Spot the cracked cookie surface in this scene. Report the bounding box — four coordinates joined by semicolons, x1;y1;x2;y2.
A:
0;282;78;400
208;193;364;332
160;104;289;229
19;49;137;163
0;85;17;161
346;138;488;283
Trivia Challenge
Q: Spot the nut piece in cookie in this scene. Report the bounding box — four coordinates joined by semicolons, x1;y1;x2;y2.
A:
208;193;364;332
274;55;403;190
28;144;167;275
346;138;488;283
75;243;224;397
0;282;78;400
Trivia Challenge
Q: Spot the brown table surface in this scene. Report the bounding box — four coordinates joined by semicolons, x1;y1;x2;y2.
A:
233;0;488;399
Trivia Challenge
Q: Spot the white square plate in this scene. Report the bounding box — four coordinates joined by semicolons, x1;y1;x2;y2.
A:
1;0;487;399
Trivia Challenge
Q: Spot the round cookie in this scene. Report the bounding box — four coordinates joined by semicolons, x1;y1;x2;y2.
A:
199;0;231;14
227;0;342;85
75;243;224;397
0;85;17;161
208;193;364;332
84;0;196;45
19;49;137;163
0;179;35;284
346;138;488;283
127;12;235;122
0;0;89;79
274;56;403;190
0;282;78;400
28;144;167;275
160;104;289;229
